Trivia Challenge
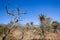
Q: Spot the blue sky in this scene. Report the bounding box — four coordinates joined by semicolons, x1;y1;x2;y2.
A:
0;0;60;25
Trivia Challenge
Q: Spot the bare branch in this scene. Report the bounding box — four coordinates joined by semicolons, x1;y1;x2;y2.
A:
5;6;15;16
17;7;20;16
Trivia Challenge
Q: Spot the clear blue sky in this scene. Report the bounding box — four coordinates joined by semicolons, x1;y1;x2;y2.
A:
0;0;60;25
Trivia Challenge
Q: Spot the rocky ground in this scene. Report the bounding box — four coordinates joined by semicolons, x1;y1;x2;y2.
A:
0;26;60;40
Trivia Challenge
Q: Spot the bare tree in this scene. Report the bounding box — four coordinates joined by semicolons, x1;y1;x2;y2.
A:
5;5;26;32
2;4;26;40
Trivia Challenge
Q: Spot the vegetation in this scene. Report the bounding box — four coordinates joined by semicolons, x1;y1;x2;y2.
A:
52;21;59;33
0;0;60;40
0;14;60;40
0;13;60;40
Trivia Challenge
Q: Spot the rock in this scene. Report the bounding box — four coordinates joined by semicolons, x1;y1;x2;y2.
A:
45;33;60;40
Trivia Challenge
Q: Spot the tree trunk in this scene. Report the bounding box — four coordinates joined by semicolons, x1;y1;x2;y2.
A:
2;36;6;40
